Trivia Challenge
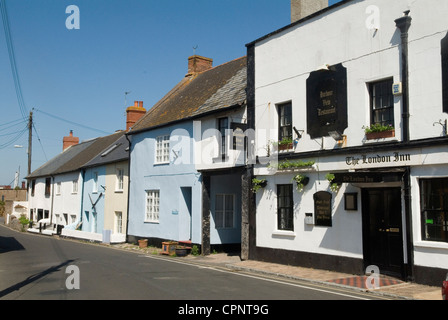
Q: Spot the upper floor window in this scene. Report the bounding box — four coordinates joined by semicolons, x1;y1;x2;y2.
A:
31;179;36;197
93;172;98;193
278;102;292;143
441;32;448;113
155;135;170;164
45;178;51;196
369;79;394;128
72;179;78;194
218;117;229;159
116;168;124;192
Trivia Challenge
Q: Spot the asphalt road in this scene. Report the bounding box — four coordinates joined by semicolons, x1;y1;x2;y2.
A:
0;224;383;306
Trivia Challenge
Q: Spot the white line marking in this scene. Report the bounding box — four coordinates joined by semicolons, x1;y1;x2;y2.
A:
140;255;373;300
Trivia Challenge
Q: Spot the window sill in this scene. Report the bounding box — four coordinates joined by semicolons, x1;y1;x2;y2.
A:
154;162;169;166
414;241;448;250
212;155;230;163
272;230;296;238
115;190;123;193
144;220;159;224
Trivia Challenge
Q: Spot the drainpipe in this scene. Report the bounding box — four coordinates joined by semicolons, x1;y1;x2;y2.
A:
395;10;412;143
50;175;55;225
125;133;132;243
395;11;414;282
80;169;85;226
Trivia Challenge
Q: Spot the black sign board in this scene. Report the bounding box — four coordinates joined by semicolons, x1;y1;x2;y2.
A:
442;32;448;114
306;63;348;139
313;191;332;227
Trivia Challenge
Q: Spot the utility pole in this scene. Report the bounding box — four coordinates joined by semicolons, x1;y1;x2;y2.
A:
27;110;33;176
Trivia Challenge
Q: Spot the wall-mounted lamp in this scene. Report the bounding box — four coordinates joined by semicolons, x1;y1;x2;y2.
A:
328;131;347;147
328;131;344;141
293;127;304;139
433;119;448;136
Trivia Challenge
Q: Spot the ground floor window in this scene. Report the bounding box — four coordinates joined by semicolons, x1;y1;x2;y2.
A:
420;178;448;242
115;211;123;233
145;190;160;223
215;194;234;228
277;184;294;231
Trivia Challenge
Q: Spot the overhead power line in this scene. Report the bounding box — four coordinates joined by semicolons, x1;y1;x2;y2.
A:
0;0;28;120
34;108;112;135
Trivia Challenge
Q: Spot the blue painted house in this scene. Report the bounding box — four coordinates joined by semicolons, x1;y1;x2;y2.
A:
127;55;247;254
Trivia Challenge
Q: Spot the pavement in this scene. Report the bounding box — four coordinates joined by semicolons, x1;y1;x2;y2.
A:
111;242;443;300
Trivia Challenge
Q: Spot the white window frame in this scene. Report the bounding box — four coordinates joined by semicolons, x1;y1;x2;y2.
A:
155;135;170;164
93;172;98;193
72;179;78;194
145;190;160;223
56;182;61;195
215;194;235;229
115;211;123;234
116;168;124;192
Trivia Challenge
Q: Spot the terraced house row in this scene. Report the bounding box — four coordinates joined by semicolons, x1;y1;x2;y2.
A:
25;0;448;286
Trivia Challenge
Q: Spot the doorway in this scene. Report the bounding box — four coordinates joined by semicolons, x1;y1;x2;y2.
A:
180;187;192;241
362;188;405;278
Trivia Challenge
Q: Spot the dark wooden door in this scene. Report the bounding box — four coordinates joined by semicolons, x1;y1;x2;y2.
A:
362;188;404;278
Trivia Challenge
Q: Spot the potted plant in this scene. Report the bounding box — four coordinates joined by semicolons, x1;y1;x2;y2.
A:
363;124;395;140
175;245;189;257
291;174;309;192
252;178;267;193
273;138;294;151
138;238;148;248
325;173;340;192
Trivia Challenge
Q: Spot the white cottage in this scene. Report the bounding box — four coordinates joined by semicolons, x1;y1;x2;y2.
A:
245;0;448;286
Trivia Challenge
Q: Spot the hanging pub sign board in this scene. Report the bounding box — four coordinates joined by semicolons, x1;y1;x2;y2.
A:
313;191;332;227
306;63;348;139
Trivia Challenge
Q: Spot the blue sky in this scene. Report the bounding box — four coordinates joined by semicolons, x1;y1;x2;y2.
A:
0;0;342;185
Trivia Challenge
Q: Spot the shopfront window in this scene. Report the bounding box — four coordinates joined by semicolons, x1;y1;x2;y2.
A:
420;178;448;242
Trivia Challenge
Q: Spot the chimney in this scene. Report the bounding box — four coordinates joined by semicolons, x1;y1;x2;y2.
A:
291;0;328;23
126;101;146;131
63;130;79;151
187;55;213;76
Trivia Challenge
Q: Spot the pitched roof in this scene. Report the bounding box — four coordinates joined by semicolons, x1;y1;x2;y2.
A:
26;131;125;179
129;56;247;134
82;134;129;168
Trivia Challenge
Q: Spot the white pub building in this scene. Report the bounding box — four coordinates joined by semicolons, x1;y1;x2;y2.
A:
245;0;448;285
